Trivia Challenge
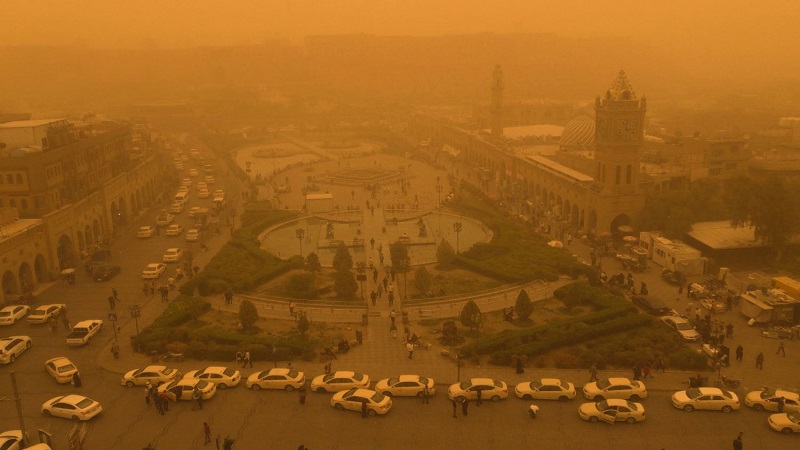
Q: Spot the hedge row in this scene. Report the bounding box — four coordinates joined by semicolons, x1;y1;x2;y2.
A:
136;295;211;351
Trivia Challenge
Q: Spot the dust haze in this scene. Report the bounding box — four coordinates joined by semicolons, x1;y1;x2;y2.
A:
1;0;798;119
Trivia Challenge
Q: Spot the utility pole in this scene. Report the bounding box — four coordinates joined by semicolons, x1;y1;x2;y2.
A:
10;372;28;446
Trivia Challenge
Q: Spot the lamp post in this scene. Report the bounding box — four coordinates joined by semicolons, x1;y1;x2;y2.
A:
402;256;410;300
453;222;463;254
356;261;366;300
295;228;305;257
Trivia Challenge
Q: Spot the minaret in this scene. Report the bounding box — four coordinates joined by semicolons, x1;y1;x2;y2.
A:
593;70;646;195
490;65;504;138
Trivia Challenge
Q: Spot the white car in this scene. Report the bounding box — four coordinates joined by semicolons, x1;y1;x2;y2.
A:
45;357;80;384
42;395;102;421
184;367;241;389
375;375;435;397
0;305;30;325
246;368;306;391
197;182;207;191
187;207;201;218
185;229;201;242
165;224;184;236
169;203;184;214
204;176;215;184
0;336;31;364
213;189;224;197
163;248;184;263
0;430;23;450
121;365;182;387
189;169;199;177
310;371;370;393
448;378;508;402
141;263;167;279
26;304;66;324
197;189;210;199
156;213;175;227
661;316;701;341
181;178;192;187
331;388;392;416
583;378;647;401
768;411;800;434
137;225;156;238
745;388;800;413
515;378;576;401
158;379;217;401
672;387;740;412
579;399;646;424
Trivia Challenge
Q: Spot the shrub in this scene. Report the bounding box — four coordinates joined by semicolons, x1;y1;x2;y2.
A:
239;300;259;330
414;266;432;295
460;300;482;332
334;270;358;298
436;238;456;267
515;289;534;320
286;273;318;299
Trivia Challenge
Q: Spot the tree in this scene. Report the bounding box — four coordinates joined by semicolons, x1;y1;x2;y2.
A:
515;289;534;321
238;300;259;330
286;273;317;299
305;252;321;273
334;270;358;298
414;266;432;296
436;238;456;267
297;311;310;336
389;241;409;269
332;242;353;272
459;300;482;332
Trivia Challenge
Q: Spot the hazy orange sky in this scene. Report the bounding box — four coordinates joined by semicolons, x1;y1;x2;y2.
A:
1;0;796;53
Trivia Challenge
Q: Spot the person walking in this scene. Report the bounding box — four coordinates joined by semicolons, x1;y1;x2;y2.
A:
145;383;152;407
155;392;165;415
460;397;469;416
192;387;203;410
589;363;598;382
159;390;169;412
390;310;396;326
111;342;120;359
243;351;253;368
203;422;211;445
476;389;482;406
72;372;82;388
407;342;414;359
298;385;307;405
62;314;71;331
726;323;734;338
655;356;665;372
736;345;744;362
777;341;786;357
756;352;764;370
108;296;116;310
112;287;118;301
421;385;430;404
732;432;743;450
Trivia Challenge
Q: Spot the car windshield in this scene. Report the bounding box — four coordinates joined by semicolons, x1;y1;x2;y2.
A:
760;389;776;399
626;401;639;410
0;312;9;317
458;381;472;390
596;379;611;390
560;380;569;389
675;322;694;331
196;381;210;389
76;398;94;408
596;400;610;410
788;411;800;424
686;388;702;399
58;364;76;373
133;368;145;376
529;381;543;389
493;380;503;388
222;368;235;377
388;377;400;385
161;368;175;376
352;373;364;382
370;392;386;402
419;376;429;385
287;369;299;378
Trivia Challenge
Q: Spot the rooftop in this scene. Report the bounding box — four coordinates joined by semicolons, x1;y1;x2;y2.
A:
687;221;763;250
500;124;564;140
525;155;594;183
0;118;67;128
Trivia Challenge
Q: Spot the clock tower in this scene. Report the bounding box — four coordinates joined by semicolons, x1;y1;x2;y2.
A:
490;65;504;138
594;70;646;195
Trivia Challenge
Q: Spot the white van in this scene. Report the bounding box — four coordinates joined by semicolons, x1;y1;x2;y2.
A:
174;191;190;205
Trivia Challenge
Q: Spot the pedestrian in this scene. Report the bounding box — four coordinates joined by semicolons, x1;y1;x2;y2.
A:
476;388;482;406
145;383;152;407
388;291;394;306
390;309;396;326
203;422;211;445
777;341;786;357
589;363;598;382
460;397;469;416
289;302;296;317
62;314;71;331
243;351;253;368
726;323;734;338
778;396;786;413
451;398;458;418
736;345;743;362
422;385;430;404
642;362;652;379
515;358;524;374
193;387;203;410
72;372;82;388
370;237;375;249
633;364;642;381
49;317;58;334
390;323;397;339
361;399;368;418
529;404;540;419
108;296;116;310
159;390;169;411
370;291;377;306
383;277;388;290
111;342;120;359
112;288;118;301
155;392;165;415
655;356;665;372
678;282;684;295
732;432;743;450
407;342;414;359
756;352;764;370
299;385;306;405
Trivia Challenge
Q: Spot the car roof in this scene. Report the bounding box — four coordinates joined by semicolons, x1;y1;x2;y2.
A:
46;356;73;365
468;377;498;385
201;366;230;373
0;305;26;312
60;394;90;403
695;387;726;395
332;371;356;377
606;377;632;384
397;374;421;382
36;304;65;310
143;365;168;371
540;378;564;385
345;388;376;396
604;398;633;406
166;248;181;252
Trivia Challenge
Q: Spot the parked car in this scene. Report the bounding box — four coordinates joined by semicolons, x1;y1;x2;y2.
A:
661;316;701;341
65;320;103;346
632;295;670;315
92;265;121;282
246;368;305;391
162;248;184;263
0;305;30;325
187;206;201;217
0;336;32;364
165;224;184;236
0;430;23;450
137;226;156;238
121;365;182;387
169;202;184;214
188;169;198;177
768;411;800;434
155;212;175;227
671;387;740;412
26;304;66;324
375;375;435;397
183;367;241;389
310;371;370;393
197;189;210;199
330;388;392;416
582;378;647;401
661;269;686;285
141;263;167;279
158;379;216;401
45;357;80;384
41;395;102;421
514;378;576;401
579;399;645;424
745;388;800;413
448;378;508;402
185;229;201;242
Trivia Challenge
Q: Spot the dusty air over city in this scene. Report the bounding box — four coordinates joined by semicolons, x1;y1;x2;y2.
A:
1;1;800;449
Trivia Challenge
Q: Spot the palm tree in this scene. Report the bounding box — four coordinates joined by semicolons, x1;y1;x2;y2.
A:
453;222;463;254
296;228;305;257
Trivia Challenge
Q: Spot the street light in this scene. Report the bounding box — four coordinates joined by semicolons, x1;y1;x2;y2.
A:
453;222;463;254
402;256;410;299
296;228;305;257
356;261;366;300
